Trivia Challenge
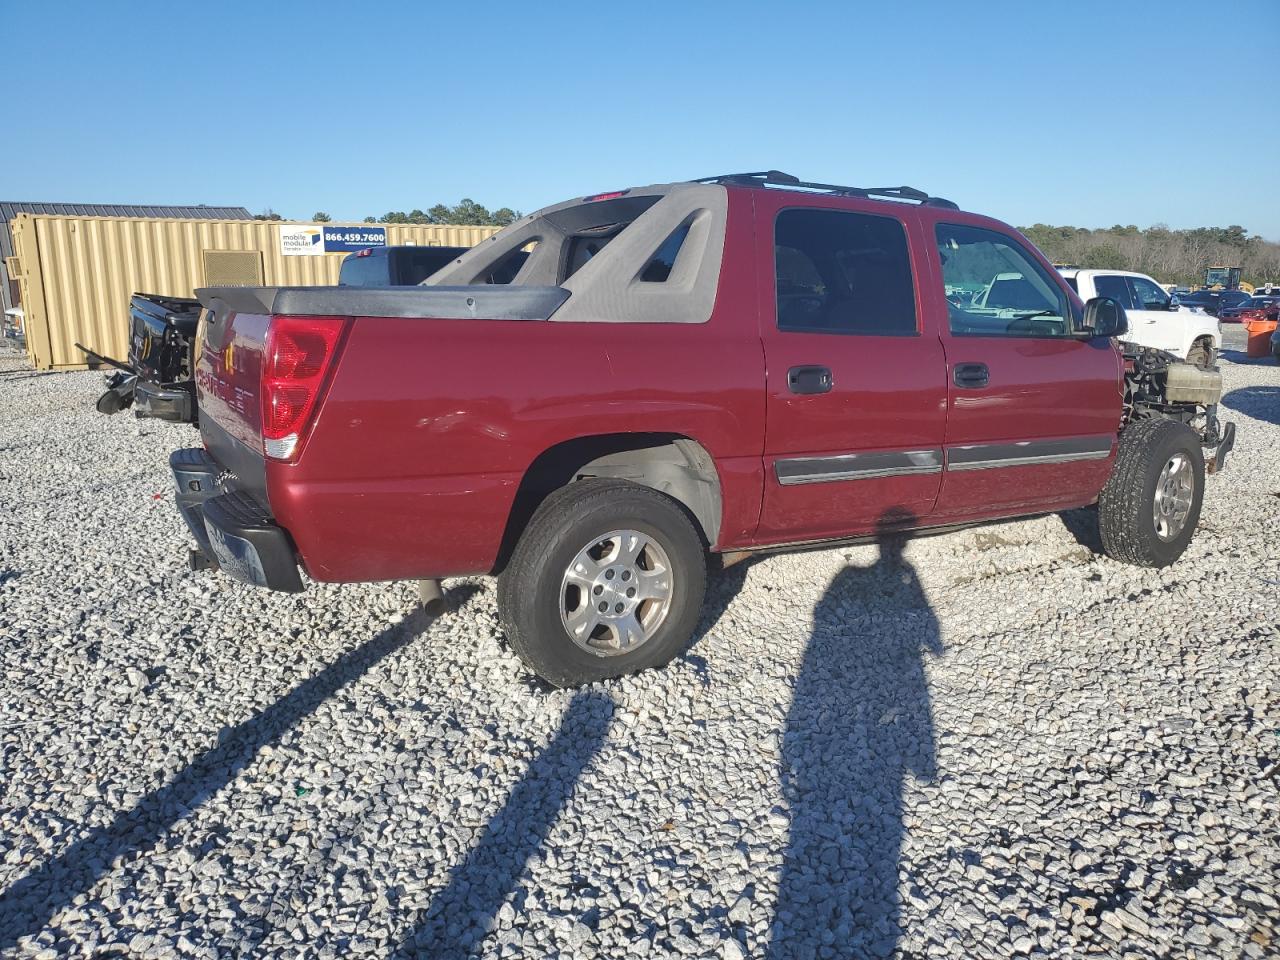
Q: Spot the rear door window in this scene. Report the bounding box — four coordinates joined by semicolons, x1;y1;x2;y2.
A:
774;208;916;335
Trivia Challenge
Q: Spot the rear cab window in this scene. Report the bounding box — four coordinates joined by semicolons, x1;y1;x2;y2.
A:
338;250;389;287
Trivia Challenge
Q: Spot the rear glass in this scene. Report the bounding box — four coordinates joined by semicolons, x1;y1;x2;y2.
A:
338;251;388;287
1063;276;1079;293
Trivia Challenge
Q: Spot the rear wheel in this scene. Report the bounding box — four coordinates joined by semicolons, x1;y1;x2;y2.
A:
497;479;707;687
1098;419;1204;567
1186;337;1215;370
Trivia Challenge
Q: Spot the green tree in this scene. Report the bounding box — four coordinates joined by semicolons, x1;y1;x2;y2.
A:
252;208;283;221
312;211;332;222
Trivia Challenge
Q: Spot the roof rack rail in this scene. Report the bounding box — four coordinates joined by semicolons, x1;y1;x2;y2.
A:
692;170;959;210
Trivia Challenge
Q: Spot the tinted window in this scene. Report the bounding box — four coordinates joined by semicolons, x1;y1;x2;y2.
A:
338;251;389;287
639;222;691;282
1094;274;1138;310
936;224;1072;337
396;249;459;285
774;208;916;335
1130;276;1170;310
1063;276;1079;293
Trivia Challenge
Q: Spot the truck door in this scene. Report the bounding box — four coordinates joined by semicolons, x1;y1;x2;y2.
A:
1126;274;1186;354
926;219;1123;521
755;194;947;544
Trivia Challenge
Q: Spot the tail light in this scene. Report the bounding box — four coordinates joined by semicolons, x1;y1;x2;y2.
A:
261;315;350;461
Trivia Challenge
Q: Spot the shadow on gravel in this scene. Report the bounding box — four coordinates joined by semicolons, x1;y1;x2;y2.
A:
1223;386;1280;426
390;690;615;959
0;588;478;950
1219;348;1276;367
767;509;942;960
1059;506;1104;554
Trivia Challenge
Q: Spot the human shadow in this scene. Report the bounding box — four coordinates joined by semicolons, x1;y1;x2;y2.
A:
766;509;943;959
389;689;615;958
0;588;478;949
1223;385;1280;426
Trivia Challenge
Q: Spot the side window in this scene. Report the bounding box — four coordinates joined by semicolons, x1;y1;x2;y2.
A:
1130;276;1170;310
935;223;1072;338
774;208;916;335
1093;274;1138;310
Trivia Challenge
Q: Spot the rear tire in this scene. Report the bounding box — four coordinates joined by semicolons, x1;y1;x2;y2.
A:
1186;338;1215;370
1098;419;1204;568
497;479;707;687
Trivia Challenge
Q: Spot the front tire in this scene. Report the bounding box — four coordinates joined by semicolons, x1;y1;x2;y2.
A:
1098;419;1204;568
497;479;707;687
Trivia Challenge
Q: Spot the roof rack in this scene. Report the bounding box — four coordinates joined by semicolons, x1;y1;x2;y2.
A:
692;170;959;210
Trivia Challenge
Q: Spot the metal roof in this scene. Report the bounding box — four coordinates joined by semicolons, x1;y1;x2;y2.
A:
1;201;253;314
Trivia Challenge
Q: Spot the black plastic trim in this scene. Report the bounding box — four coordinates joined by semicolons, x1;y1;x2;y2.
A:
196;285;571;321
201;491;303;593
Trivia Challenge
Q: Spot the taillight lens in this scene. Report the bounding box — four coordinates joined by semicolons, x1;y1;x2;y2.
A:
261;315;349;461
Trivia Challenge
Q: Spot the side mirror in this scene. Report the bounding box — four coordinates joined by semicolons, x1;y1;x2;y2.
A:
1082;296;1129;338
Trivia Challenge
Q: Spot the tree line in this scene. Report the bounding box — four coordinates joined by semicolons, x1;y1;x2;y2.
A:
262;200;522;227
1020;223;1280;287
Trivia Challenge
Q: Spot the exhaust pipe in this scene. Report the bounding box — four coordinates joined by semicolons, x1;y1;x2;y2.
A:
418;578;446;616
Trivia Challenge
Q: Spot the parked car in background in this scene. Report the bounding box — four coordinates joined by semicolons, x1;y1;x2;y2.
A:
338;245;532;287
1059;269;1220;367
1220;295;1280;322
79;292;201;422
169;172;1236;686
1174;288;1251;317
338;245;468;286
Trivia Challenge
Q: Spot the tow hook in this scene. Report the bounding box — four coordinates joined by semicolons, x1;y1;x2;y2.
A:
1207;421;1236;474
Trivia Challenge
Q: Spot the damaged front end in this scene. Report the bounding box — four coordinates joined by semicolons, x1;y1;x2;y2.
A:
1122;345;1236;473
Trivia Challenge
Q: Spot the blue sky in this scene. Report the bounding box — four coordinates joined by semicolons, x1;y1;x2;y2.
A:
5;0;1279;237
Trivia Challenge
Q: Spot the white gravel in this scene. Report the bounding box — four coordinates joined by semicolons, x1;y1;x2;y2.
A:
1;330;1277;959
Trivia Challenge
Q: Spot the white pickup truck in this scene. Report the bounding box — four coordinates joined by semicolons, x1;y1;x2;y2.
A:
1059;269;1220;367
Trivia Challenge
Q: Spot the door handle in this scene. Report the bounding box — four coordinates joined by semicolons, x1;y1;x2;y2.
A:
787;365;833;395
953;362;989;389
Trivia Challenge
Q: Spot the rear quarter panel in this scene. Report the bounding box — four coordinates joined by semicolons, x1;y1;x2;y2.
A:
271;318;765;581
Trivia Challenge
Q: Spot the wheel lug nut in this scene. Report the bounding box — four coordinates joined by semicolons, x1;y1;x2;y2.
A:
621;570;631;581
614;603;624;613
598;602;608;612
605;570;615;580
593;585;603;595
626;588;636;598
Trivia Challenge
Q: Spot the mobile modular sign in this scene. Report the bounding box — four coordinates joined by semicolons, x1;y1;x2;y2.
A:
280;224;388;256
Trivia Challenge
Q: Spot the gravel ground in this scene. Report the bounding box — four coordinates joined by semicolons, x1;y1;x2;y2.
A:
1;329;1277;959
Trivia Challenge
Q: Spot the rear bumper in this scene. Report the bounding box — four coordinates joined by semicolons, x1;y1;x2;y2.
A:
170;448;303;592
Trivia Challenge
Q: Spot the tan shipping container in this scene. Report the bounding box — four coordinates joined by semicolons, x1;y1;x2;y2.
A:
9;214;501;369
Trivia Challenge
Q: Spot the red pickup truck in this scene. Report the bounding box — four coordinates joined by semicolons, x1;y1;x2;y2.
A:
173;172;1234;686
